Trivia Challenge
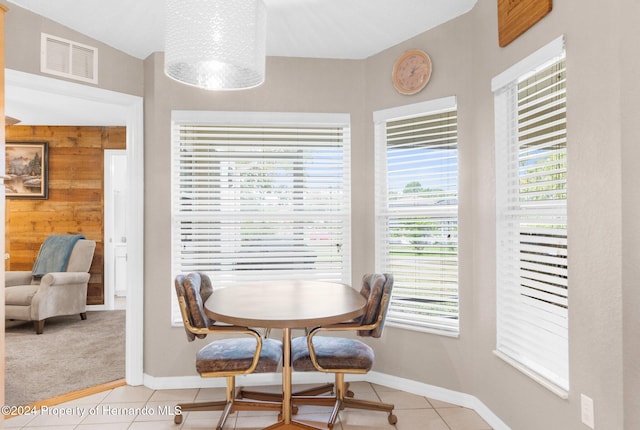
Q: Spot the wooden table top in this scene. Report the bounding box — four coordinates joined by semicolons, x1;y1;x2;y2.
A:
204;280;366;329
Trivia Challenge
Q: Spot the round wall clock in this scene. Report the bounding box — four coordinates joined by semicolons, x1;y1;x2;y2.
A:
392;49;432;95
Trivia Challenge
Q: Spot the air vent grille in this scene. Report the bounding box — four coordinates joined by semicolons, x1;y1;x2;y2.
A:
41;33;98;84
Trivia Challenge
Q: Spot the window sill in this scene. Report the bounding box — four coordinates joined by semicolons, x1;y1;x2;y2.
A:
493;350;569;399
387;321;460;338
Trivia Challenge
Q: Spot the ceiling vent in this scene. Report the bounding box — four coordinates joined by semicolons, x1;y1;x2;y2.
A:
41;33;98;84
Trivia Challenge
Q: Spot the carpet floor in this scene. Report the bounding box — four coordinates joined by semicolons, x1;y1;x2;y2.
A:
4;310;125;406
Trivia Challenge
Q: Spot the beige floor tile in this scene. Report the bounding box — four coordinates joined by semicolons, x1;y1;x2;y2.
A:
19;405;88;427
339;409;396;429
234;405;282;417
181;414;235;429
437;407;493;430
394;408;451;430
77;423;135;429
21;425;77;430
370;383;400;392
342;382;381;403
133;401;183;422
376;390;432;410
427;397;461;409
4;411;39;428
148;388;199;402
101;385;155;403
295;413;340;429
194;386;228;401
129;421;186;430
295;403;335;417
290;382;334;395
65;390;112;406
78;402;144;425
178;407;230;430
234;414;285;429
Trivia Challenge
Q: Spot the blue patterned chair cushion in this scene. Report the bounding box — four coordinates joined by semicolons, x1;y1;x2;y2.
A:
196;337;283;374
175;274;197;342
358;274;385;336
360;273;394;338
175;272;214;341
183;272;212;328
290;336;374;372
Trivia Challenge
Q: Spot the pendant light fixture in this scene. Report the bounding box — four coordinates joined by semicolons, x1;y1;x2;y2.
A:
164;0;267;90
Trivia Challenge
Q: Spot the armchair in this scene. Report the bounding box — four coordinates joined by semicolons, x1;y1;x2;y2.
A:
5;235;96;334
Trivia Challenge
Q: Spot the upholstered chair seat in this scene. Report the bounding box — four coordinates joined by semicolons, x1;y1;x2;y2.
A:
291;336;374;372
196;337;282;374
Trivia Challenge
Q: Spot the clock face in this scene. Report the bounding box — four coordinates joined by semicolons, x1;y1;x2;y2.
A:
392;49;432;95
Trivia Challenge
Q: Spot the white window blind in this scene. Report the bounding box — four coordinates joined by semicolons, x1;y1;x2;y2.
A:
374;97;459;336
171;111;351;323
493;36;569;393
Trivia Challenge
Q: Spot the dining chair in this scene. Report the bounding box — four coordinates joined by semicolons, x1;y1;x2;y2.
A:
289;273;397;429
173;272;284;429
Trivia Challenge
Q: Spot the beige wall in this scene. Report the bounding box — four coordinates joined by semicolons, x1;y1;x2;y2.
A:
358;1;635;429
3;1;639;429
361;2;635;429
1;1;143;96
142;51;369;375
620;1;640;429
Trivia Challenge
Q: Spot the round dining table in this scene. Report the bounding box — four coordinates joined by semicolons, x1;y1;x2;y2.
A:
205;279;366;430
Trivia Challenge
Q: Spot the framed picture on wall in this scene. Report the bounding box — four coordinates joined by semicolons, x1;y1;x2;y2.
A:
498;0;553;47
5;142;49;199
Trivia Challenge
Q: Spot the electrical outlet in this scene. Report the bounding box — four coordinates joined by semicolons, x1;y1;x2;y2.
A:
581;394;595;429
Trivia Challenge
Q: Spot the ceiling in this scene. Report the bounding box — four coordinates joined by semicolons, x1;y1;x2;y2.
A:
5;0;476;126
7;0;476;60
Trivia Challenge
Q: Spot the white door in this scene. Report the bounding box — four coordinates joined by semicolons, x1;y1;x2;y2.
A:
104;150;128;310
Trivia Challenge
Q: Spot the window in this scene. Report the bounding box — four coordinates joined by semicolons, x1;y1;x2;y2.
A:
171;111;351;323
374;97;459;336
493;36;568;394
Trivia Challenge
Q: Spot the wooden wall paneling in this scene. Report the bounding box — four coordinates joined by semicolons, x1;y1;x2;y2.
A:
5;126;126;305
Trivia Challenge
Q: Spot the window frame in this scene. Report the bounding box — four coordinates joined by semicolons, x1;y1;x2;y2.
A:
170;110;352;325
373;96;460;337
492;36;569;397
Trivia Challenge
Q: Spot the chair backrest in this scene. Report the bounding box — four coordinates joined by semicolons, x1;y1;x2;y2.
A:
31;237;96;285
358;273;394;338
66;240;96;272
174;272;214;342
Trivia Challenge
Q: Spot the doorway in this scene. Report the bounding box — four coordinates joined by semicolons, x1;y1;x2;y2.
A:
4;69;144;385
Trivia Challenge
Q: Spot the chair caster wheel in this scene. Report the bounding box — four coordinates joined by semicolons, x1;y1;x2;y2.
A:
174;414;183;424
388;413;398;425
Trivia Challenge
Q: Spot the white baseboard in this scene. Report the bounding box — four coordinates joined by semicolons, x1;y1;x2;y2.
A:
365;371;510;430
142;371;510;429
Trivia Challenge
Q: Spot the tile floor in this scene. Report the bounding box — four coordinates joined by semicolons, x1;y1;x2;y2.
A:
4;382;492;430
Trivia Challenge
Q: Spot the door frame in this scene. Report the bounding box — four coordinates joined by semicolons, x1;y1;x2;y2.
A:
5;69;144;385
104;149;128;311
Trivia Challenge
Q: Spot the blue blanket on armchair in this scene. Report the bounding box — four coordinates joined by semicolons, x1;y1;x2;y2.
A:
31;234;86;279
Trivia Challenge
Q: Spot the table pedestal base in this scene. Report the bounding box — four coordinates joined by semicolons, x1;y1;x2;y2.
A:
263;420;324;430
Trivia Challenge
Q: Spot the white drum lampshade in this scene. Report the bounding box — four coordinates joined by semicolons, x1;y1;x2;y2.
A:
164;0;267;90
